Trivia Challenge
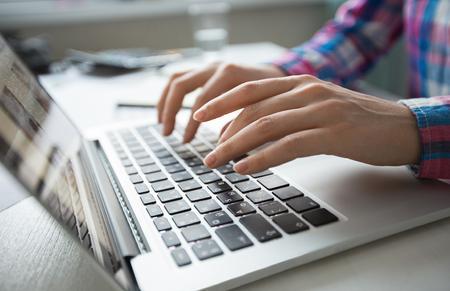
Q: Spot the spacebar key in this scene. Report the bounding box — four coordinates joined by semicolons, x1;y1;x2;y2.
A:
240;214;281;242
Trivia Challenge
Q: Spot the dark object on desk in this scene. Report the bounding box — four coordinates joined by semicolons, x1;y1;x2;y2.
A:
68;47;200;70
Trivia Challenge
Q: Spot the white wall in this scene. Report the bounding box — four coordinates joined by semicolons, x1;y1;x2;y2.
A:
12;3;328;59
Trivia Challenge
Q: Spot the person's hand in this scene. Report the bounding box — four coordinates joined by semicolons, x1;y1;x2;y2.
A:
157;62;285;142
193;75;421;174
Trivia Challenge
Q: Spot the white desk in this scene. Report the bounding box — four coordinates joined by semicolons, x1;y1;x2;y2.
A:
2;43;450;291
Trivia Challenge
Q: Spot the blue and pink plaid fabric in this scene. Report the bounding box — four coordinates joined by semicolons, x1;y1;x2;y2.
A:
273;0;450;179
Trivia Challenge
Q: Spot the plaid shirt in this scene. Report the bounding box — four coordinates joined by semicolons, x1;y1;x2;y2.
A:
273;0;450;179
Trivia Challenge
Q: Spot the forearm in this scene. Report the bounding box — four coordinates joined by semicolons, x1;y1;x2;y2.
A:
401;96;450;179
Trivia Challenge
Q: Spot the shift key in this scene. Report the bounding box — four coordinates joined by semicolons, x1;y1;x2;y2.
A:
240;214;281;242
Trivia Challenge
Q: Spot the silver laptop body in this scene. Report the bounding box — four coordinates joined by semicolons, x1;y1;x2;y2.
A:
1;35;449;291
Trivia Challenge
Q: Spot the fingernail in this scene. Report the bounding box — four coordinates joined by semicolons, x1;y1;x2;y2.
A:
204;152;217;167
194;109;206;121
234;160;248;173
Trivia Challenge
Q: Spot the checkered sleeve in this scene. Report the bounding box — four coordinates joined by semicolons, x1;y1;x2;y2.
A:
400;96;450;179
273;0;404;86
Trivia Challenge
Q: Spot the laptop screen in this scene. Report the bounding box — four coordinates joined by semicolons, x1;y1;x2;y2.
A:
0;35;84;225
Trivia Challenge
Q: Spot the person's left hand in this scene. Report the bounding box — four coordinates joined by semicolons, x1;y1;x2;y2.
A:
192;75;421;174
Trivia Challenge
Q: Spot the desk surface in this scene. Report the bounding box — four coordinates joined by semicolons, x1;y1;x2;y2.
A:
2;43;450;291
3;196;450;291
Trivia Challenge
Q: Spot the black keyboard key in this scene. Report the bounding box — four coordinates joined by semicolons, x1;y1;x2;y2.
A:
191;165;212;175
259;201;288;216
194;199;221;214
186;157;203;167
192;239;223;260
129;174;143;184
250;170;273;178
146;172;167;183
157;189;182;203
207;181;232;194
125;166;137;175
165;200;191;215
148;143;165;152
217;164;234;174
151;180;174;192
227;201;256;217
117;151;128;160
178;151;196;160
171;248;191;266
246;190;273;204
302;208;338;226
199;150;212;158
240;214;281;242
216;191;243;205
286;196;320;213
178;180;202;192
137;157;155;166
141;164;160;174
204;210;232;227
146;204;163;217
199;172;221;184
235;181;261;193
181;224;210;242
127;145;142;153
140;193;155;205
273;186;303;201
135;183;149;194
133;151;150;159
194;144;211;153
162;231;181;248
273;213;309;234
121;159;133;167
171;171;192;182
155;150;172;159
172;211;200;228
258;175;289;190
173;145;189;153
186;189;210;202
215;224;253;251
165;163;185;173
160;156;178;166
225;173;249;183
153;217;172;231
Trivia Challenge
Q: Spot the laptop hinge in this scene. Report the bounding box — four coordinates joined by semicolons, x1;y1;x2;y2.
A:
80;140;140;290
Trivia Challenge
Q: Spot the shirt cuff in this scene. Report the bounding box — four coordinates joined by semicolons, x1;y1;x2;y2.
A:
399;98;449;179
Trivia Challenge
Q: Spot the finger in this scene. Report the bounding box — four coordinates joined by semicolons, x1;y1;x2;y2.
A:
234;128;330;174
162;65;217;135
193;77;297;122
219;120;233;138
157;71;188;123
220;89;317;143
182;66;244;142
183;111;201;143
203;107;324;168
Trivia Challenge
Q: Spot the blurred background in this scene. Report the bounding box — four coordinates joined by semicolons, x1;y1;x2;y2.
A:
0;0;406;96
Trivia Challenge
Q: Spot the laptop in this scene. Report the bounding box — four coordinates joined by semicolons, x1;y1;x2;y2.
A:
1;35;450;291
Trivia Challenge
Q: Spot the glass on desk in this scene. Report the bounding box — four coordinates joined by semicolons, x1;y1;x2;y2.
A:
189;1;230;53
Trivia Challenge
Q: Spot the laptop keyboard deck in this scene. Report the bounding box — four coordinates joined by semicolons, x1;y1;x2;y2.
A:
108;124;338;267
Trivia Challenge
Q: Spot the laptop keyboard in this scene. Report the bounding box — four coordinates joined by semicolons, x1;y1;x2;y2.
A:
108;124;338;267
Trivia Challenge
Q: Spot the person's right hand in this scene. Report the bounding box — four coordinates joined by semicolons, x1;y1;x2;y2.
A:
157;62;286;142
